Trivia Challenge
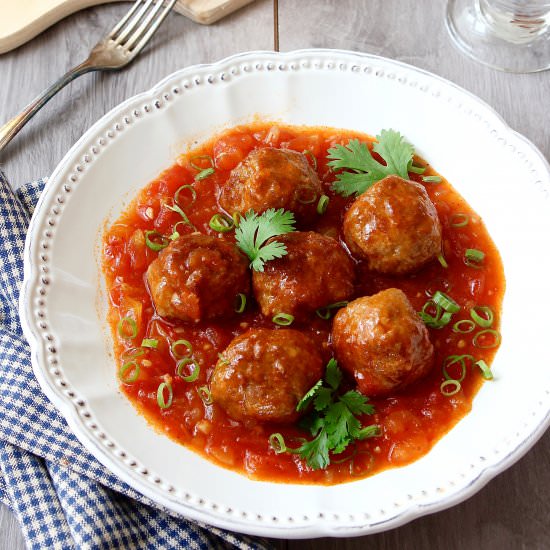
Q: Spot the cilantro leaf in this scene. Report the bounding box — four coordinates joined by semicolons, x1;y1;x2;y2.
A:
235;208;296;272
279;359;380;470
327;129;415;197
296;379;323;412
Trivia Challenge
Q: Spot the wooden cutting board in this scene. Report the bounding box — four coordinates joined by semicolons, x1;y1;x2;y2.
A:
0;0;254;54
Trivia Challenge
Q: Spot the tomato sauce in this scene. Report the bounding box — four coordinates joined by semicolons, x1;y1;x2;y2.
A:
102;123;505;484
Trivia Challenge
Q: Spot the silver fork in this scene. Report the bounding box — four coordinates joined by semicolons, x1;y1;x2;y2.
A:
0;0;177;154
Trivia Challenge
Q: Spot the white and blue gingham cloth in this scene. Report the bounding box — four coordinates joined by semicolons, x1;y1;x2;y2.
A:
0;171;270;550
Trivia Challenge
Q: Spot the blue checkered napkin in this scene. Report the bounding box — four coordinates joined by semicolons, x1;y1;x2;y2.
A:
0;171;270;550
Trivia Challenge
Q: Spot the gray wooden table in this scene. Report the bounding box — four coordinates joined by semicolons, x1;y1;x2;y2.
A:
1;0;549;548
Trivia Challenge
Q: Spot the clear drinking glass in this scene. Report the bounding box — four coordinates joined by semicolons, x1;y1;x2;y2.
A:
446;0;550;72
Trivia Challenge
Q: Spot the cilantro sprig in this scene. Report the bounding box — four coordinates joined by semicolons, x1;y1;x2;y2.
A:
327;129;414;197
270;359;380;471
235;208;296;272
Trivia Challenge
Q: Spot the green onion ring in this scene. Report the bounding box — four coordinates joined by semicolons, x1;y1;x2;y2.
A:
117;317;137;339
195;167;215;181
315;301;349;320
440;379;461;396
317;194;330;215
165;203;196;230
141;338;158;349
450;213;469;228
470;306;494;328
442;355;474;382
423;175;442;183
452;319;476;333
432;291;460;313
157;381;173;409
473;329;501;349
197;385;213;405
475;359;494;380
217;353;229;365
331;446;358;465
177;358;200;382
174;184;197;208
437;252;448;269
171;339;193;358
234;293;247;313
145;230;170;252
464;248;485;268
272;312;295;326
119;360;140;383
121;347;145;359
189;154;214;171
408;163;426;175
268;433;287;454
209;213;234;232
304;150;318;170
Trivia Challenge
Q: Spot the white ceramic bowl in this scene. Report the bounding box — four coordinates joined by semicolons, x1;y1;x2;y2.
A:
20;49;550;538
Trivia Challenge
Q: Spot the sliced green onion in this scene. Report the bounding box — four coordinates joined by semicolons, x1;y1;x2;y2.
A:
174;184;197;208
119;360;140;383
195;167;215;181
141;338;158;349
234;293;247;313
304;149;318;170
452;319;476;333
121;347;145;359
450;213;469;228
296;190;318;204
272;312;294;326
269;433;287;454
165;203;195;230
470;306;494;328
197;385;213;405
418;299;454;329
189;154;214;171
117;317;137;339
331;446;358;465
437;252;448;269
157;381;173;409
217;353;229;365
209;213;234;233
473;329;501;349
145;230;170;251
475;359;494;380
296;379;323;412
171;339;193;358
317;194;330;215
440;379;461;396
423;175;442;183
177;358;200;382
315;301;349;320
432;291;460;313
442;355;474;382
408;163;426;175
357;424;382;439
464;248;485;268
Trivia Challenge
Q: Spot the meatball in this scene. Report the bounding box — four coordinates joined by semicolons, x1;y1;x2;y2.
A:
146;234;249;323
332;288;434;396
210;328;324;423
218;147;323;223
252;231;355;319
343;175;442;274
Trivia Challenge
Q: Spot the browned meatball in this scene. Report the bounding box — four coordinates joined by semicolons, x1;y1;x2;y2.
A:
252;231;355;319
210;328;324;423
218;147;323;223
343;175;442;274
332;288;434;396
146;234;249;323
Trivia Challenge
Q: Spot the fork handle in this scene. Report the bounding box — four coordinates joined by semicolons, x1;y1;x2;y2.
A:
0;61;94;154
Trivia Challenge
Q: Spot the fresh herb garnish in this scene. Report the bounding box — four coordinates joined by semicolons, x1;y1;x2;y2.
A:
327;129;414;197
235;208;296;272
272;359;380;470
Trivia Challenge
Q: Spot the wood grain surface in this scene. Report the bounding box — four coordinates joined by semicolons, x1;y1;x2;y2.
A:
0;0;549;548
